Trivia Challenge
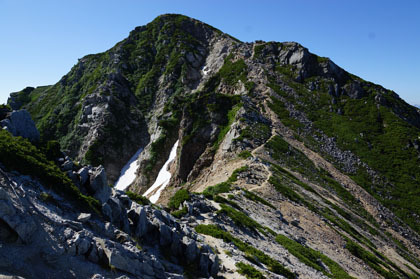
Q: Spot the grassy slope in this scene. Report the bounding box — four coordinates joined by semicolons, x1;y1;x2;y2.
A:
267;56;420;233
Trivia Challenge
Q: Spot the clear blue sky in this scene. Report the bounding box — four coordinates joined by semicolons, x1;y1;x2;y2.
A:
1;0;419;105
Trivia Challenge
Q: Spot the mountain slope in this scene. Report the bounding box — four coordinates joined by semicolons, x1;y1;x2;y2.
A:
6;14;420;278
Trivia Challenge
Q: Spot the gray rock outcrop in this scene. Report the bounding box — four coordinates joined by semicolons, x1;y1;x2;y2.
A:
0;110;39;142
0;164;219;279
88;166;111;204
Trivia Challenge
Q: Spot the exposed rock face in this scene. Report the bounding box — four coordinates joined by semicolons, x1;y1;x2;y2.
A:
0;110;40;142
88;166;111;204
4;14;420;279
0;166;218;279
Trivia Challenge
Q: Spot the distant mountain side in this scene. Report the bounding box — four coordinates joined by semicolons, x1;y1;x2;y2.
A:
5;14;420;278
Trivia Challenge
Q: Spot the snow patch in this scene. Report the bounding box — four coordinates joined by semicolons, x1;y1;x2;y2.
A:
114;148;143;191
144;140;179;203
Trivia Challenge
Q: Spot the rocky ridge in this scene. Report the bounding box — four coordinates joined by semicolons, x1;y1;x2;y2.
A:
0;146;218;278
4;14;420;279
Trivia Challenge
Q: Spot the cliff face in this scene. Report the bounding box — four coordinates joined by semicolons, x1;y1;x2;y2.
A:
5;14;420;279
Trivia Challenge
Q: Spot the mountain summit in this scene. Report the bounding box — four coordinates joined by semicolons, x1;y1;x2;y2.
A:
3;14;420;278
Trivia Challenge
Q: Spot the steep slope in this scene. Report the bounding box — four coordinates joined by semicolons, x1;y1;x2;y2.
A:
7;14;420;278
0;125;218;278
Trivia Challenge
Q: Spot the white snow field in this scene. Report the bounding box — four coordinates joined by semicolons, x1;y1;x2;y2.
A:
143;140;179;203
114;148;143;191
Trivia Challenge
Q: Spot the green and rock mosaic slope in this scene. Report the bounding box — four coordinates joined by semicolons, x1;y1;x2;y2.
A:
7;14;420;278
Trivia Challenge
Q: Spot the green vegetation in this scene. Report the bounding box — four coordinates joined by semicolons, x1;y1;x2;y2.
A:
236;122;271;144
236;262;266;279
253;44;266;60
266;136;380;233
275;234;354;279
40;192;54;203
218;204;270;235
242;189;275;209
218;55;248;86
229;165;249;182
203;182;231;198
269;162;377;249
168;189;190;210
238;150;252;159
266;136;318;181
202;165;249;198
171;206;188;218
345;239;399;279
214;195;241;209
84;139;104;166
213;104;241;150
195;224;295;279
0;130;100;212
0;104;12;111
268;95;303;130
268;64;420;232
41;140;62;162
269;169;307;206
126;191;151;205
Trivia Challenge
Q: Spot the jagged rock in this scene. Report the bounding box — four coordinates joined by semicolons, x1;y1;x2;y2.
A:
77;213;92;222
0;110;40;142
132;205;148;238
87;244;100;263
88;166;111;204
78;166;90;186
98;239;163;278
183;236;199;263
0;193;36;244
61;160;73;171
159;222;172;246
102;203;113;222
77;237;92;255
343;82;367;99
107;197;122;223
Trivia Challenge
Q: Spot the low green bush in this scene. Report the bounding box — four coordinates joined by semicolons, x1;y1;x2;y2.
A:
195;224;295;279
218;204;265;234
171;206;188;218
242;189;275;209
238;150;252;159
126;191;150;205
0;130;99;212
214;195;241;209
345;239;399;279
236;262;266;279
203;182;231;198
168;189;190;210
275;234;354;279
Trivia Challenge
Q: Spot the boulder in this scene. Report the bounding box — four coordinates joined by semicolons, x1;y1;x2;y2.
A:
98;239;159;277
61;160;73;171
0;110;40;142
77;213;91;223
159;223;172;246
343;82;367;99
77;166;90;186
88;166;111;204
107;197;122;223
182;236;199;263
134;206;148;238
66;171;79;187
0;198;36;244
